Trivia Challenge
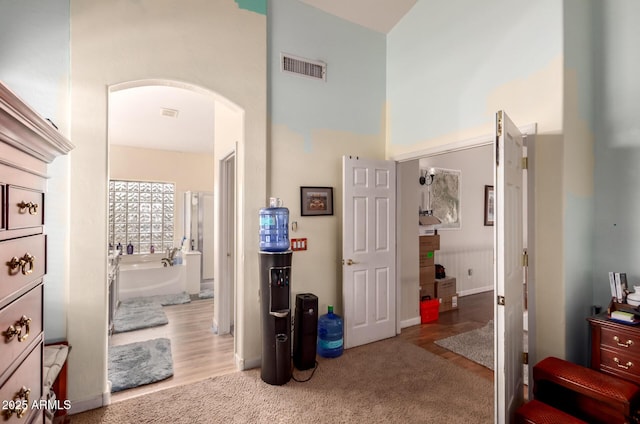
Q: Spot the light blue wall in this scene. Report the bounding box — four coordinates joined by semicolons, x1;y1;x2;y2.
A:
563;0;596;366
593;1;640;306
269;0;386;151
0;0;70;342
0;0;69;122
387;0;562;146
267;0;386;316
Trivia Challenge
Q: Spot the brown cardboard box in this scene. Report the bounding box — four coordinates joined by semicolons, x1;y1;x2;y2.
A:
419;234;440;251
420;265;435;286
419;250;435;267
439;293;458;312
420;281;436;300
435;277;456;299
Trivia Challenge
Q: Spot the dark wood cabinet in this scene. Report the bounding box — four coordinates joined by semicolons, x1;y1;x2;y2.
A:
588;315;640;386
0;82;72;423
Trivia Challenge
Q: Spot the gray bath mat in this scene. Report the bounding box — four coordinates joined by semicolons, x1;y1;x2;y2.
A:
109;338;173;392
113;298;168;333
151;291;191;306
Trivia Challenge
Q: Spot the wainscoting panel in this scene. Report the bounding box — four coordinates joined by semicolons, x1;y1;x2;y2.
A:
435;246;493;296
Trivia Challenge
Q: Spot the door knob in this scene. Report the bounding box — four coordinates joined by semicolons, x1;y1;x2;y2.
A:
344;259;358;266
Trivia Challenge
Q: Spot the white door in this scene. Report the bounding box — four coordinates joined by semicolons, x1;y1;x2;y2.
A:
342;156;396;349
494;110;525;423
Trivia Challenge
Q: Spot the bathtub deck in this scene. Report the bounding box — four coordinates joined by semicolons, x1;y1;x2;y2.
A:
109;298;236;403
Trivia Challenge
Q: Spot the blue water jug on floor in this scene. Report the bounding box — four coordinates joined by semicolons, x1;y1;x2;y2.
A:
317;305;343;358
259;197;289;252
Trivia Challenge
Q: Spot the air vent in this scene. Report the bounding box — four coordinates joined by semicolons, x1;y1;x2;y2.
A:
160;108;179;118
281;53;326;81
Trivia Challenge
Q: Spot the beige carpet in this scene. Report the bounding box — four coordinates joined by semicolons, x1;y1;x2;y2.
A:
72;337;493;423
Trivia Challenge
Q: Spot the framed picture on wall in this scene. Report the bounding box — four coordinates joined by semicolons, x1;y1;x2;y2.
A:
484;185;494;226
300;186;333;216
431;168;461;229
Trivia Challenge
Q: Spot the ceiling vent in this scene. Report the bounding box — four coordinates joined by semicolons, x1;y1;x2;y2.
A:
281;53;326;81
160;107;179;118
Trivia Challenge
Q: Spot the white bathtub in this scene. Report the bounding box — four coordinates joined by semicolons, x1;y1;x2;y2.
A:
118;253;186;300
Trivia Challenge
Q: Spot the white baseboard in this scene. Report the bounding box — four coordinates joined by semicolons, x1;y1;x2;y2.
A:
235;353;260;371
68;394;105;415
401;316;421;329
458;285;493;297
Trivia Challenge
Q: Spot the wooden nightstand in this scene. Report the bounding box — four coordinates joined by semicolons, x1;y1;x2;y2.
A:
588;315;640;385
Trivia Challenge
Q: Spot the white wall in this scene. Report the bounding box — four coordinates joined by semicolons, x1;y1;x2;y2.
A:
69;0;266;410
109;144;215;251
398;145;493;323
419;145;494;294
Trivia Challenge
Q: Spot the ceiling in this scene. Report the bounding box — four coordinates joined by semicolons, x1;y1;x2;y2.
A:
108;1;416;154
109;85;217;154
299;0;416;34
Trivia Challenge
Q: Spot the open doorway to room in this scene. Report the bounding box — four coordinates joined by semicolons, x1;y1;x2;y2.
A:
105;79;241;402
396;126;536;396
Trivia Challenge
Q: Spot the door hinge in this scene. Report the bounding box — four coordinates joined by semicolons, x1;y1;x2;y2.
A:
497;110;503;137
522;157;528;170
522;250;529;267
523;352;529;365
497;295;505;306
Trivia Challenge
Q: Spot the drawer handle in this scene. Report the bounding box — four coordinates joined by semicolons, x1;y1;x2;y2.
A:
7;253;35;276
614;357;633;370
614;335;634;348
17;201;38;215
4;386;30;419
4;315;31;342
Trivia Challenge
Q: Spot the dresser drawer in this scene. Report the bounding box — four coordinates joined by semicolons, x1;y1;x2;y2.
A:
0;285;43;373
6;186;44;230
0;342;43;423
599;346;640;385
0;235;45;303
600;325;640;356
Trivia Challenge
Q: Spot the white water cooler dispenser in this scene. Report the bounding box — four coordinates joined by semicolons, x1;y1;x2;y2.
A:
259;251;292;385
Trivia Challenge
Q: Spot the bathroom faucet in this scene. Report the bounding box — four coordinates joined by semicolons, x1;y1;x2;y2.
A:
161;248;179;267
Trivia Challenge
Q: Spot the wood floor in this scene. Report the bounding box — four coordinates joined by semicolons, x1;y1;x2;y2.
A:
109;291;494;404
398;290;494;382
109;298;236;403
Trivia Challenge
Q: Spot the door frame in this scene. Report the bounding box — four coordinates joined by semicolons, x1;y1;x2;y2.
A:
391;123;536;380
217;146;237;337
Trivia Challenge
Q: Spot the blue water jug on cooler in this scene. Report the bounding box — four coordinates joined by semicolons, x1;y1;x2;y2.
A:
317;305;343;358
259;197;289;252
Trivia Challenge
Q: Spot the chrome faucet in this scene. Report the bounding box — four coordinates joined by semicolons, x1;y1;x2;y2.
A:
161;248;179;267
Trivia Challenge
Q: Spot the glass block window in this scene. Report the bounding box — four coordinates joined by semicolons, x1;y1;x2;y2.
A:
109;180;175;254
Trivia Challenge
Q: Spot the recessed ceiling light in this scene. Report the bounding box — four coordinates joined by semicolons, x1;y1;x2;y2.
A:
160;107;179;118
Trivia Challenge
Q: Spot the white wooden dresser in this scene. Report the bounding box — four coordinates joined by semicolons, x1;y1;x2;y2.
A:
0;82;73;423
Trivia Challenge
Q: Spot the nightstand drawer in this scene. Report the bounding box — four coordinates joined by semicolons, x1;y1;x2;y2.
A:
0;235;45;303
6;186;44;230
599;347;640;385
0;341;43;423
0;285;43;373
600;326;640;356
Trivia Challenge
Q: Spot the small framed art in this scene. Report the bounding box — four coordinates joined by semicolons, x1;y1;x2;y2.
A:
300;186;333;216
484;185;494;226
